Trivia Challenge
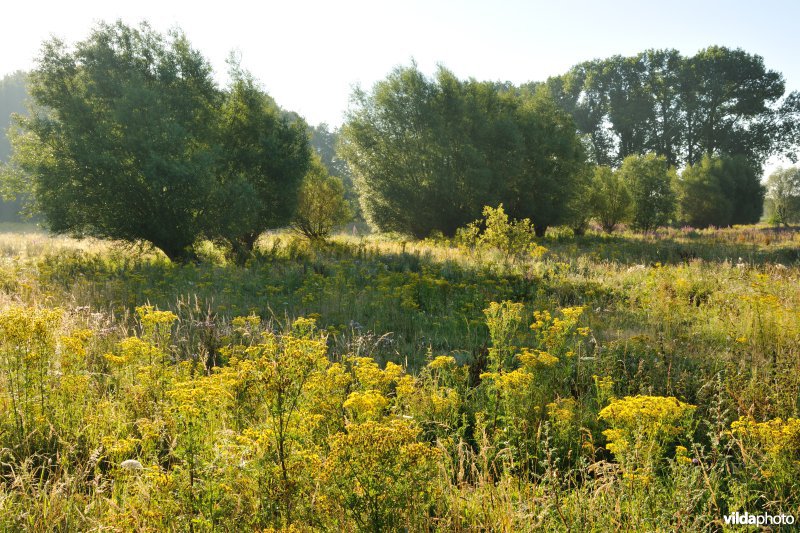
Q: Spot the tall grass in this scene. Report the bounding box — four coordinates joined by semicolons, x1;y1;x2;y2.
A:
0;226;797;530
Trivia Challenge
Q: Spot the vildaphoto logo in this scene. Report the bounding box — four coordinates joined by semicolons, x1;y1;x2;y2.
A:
723;511;795;526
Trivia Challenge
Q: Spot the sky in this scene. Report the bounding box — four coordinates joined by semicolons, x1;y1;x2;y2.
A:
2;0;800;131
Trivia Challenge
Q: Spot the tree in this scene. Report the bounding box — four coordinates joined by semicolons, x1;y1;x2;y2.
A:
0;72;28;162
678;154;764;228
589;165;632;233
723;155;764;225
765;167;800;226
309;123;360;219
341;65;491;238
677;155;733;228
501;85;588;236
5;22;219;262
340;64;585;238
212;65;311;263
3;22;310;263
618;154;676;232
291;154;352;240
687;47;785;165
548;47;798;168
0;72;30;222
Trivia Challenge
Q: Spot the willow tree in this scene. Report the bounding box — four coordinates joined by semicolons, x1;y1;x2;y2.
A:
340;64;586;238
4;22;311;263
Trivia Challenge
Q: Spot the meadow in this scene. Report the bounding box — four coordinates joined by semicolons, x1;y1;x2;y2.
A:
0;223;798;531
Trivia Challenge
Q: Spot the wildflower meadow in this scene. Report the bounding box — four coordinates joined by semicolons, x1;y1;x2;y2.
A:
0;222;797;531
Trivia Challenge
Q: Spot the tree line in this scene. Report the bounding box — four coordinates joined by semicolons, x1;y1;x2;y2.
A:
1;22;350;263
342;59;797;237
540;48;800;168
0;71;30;222
2;21;800;263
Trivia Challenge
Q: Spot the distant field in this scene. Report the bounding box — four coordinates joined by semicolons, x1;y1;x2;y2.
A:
0;226;798;530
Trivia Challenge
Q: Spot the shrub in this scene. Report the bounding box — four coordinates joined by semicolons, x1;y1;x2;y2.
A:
619;154;677;232
321;419;440;531
291;155;352;241
456;205;546;263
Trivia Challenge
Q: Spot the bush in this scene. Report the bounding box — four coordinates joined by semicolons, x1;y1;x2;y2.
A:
765;166;800;226
619;154;677;232
291;155;352;241
456;204;545;263
340;64;585;238
589;165;632;233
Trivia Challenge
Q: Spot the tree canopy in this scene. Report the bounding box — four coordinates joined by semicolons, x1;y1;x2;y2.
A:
618;154;676;232
0;71;31;222
543;47;800;168
291;154;352;240
212;66;311;262
340;64;586;238
588;165;632;233
765;166;800;226
3;22;310;262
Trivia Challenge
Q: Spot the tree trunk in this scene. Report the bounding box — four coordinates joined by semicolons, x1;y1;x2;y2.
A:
157;242;198;264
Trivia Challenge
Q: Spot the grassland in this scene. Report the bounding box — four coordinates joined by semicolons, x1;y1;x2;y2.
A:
0;224;798;531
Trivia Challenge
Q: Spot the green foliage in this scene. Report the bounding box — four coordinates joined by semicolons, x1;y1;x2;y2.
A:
618;154;676;232
7;22;219;262
765;166;800;226
309;123;360;220
457;204;543;264
3;23;310;264
291;154;352;241
678;155;764;228
677;155;734;228
0;71;28;163
588;165;632;233
724;155;765;225
340;64;585;238
0;72;32;223
212;64;311;263
547;46;797;167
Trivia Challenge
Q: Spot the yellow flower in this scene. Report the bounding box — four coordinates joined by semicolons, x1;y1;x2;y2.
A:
428;355;456;370
547;397;577;423
518;348;559;368
344;389;389;420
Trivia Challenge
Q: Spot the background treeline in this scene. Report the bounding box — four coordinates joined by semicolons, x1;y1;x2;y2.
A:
540;47;800;168
342;55;799;237
340;65;585;238
2;22;800;264
0;72;29;222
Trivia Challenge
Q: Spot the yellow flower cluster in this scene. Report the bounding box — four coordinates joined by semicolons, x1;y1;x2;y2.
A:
349;356;403;391
599;395;696;471
518;348;559;368
731;416;800;458
428;355;456;370
599;395;696;431
167;375;231;418
104;336;160;366
343;389;389;420
530;306;586;352
59;329;93;369
547;397;578;423
136;305;178;327
0;305;62;358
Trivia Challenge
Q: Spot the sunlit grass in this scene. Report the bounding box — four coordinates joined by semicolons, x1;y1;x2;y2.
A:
0;225;797;529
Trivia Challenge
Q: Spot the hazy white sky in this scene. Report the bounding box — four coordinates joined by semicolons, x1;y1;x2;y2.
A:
2;0;799;130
